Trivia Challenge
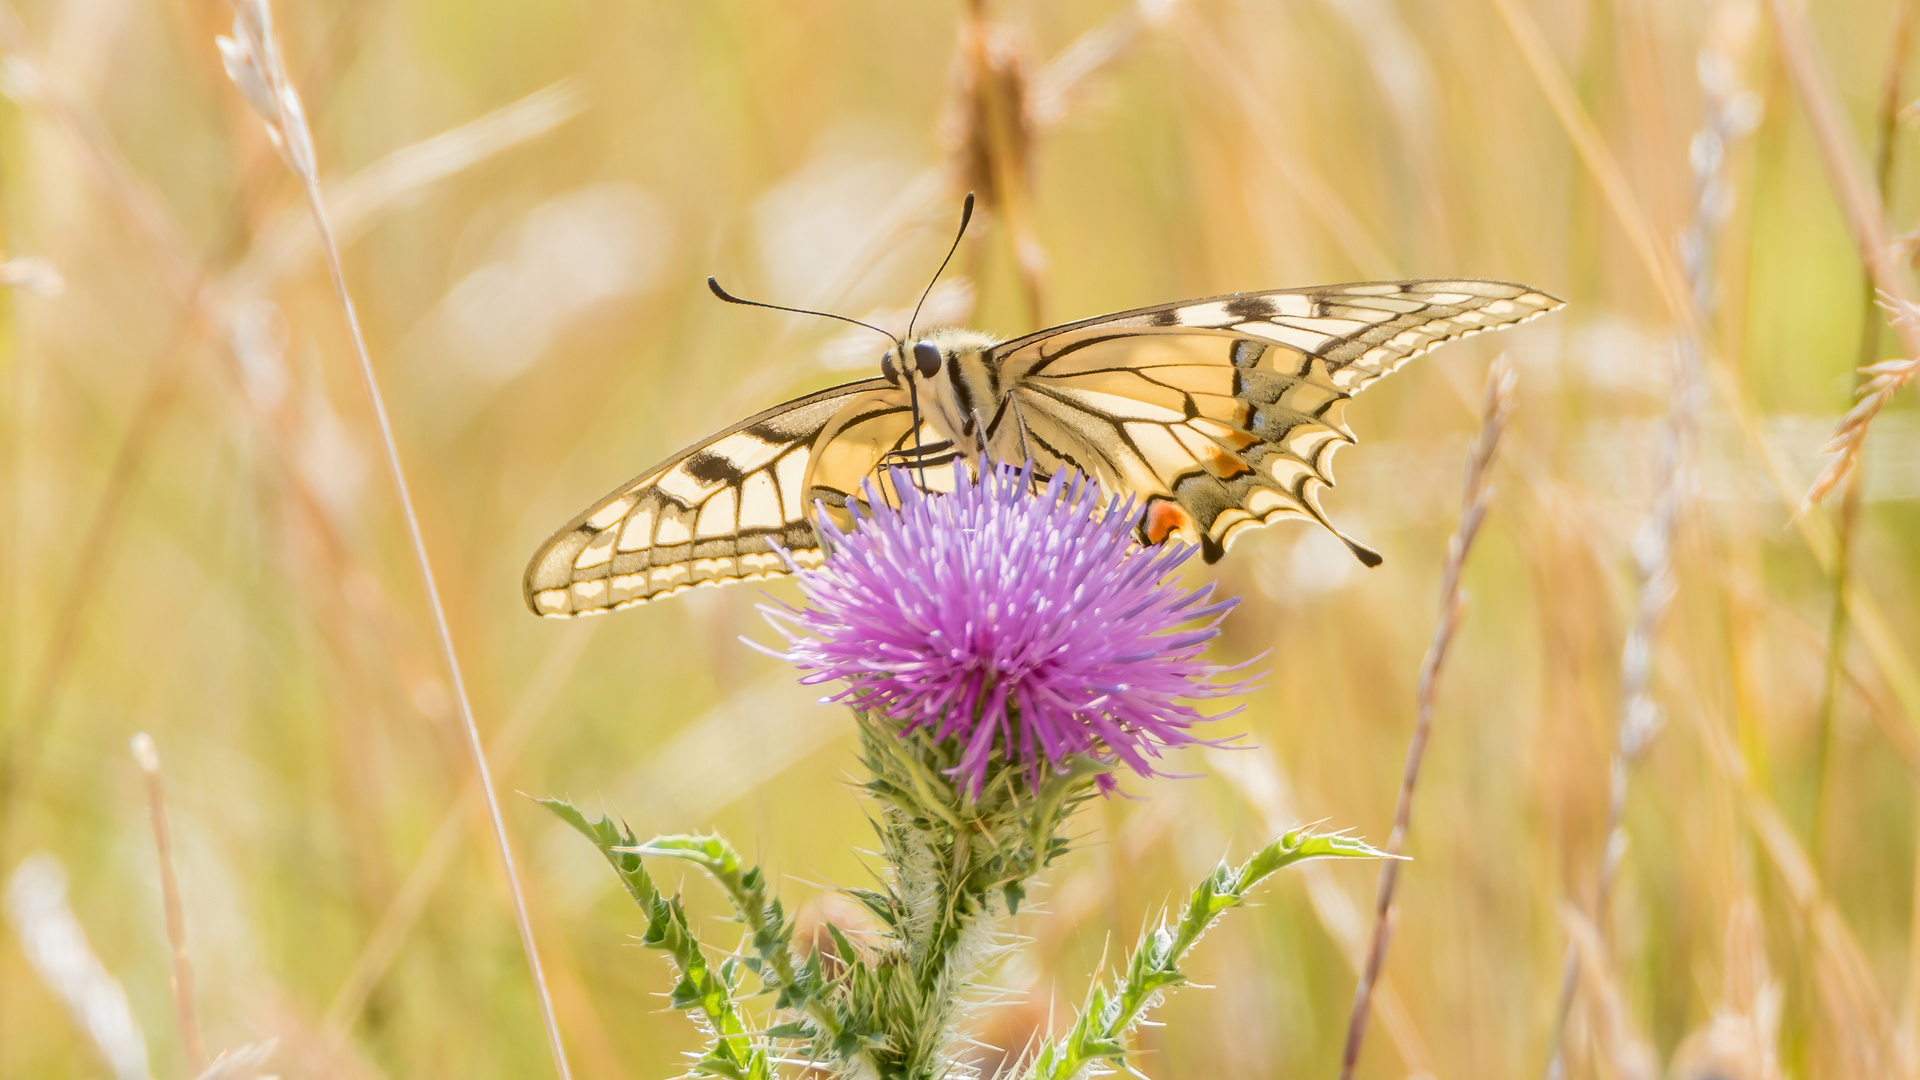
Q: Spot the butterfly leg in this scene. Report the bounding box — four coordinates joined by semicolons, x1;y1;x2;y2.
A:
879;439;957;464
879;440;963;480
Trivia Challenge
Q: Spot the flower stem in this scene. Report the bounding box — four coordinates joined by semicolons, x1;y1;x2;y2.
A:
840;711;1103;1080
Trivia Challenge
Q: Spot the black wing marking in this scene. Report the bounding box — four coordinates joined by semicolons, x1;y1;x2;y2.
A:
990;280;1563;562
523;379;895;617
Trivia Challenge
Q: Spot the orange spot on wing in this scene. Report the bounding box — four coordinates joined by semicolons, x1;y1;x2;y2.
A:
1203;445;1253;480
1144;500;1191;545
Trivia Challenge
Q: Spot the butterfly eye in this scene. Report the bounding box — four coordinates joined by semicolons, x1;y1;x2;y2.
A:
912;341;942;378
880;350;900;385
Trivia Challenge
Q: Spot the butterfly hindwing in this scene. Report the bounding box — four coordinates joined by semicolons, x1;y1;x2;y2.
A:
524;379;892;617
797;392;954;532
991;280;1562;561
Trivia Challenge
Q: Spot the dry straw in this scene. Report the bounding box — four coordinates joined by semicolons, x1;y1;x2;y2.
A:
130;733;208;1075
1803;303;1920;510
1501;0;1920;745
1338;356;1516;1080
4;854;152;1080
1542;19;1755;1075
0;0;577;843
1768;0;1920;514
214;1;573;1076
1813;0;1917;860
1209;746;1438;1076
720;0;1188;422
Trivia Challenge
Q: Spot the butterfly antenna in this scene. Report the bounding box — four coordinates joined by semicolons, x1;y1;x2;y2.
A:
906;191;975;340
707;277;900;346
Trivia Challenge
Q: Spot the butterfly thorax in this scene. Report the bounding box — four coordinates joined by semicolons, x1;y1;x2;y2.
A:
882;326;1007;464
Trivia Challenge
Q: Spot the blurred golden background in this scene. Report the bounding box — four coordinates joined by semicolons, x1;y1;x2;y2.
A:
3;0;1917;1077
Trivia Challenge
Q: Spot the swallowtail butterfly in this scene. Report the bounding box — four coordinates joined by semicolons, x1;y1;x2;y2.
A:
524;199;1561;618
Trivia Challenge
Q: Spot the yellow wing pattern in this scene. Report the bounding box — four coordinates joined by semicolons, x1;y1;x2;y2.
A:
991;280;1563;562
524;279;1563;617
525;380;897;617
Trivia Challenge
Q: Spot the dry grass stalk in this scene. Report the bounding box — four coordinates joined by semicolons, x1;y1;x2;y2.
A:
1560;906;1660;1080
1338;357;1516;1080
722;0;1183;420
0;2;574;847
1026;0;1184;123
1766;0;1920;511
1208;747;1437;1077
1487;0;1920;743
1174;13;1400;280
1906;837;1920;1076
4;854;153;1080
1543;16;1752;1072
1766;0;1919;317
0;2;201;295
215;1;572;1075
1489;0;1920;748
1673;668;1898;1068
1817;0;1914;642
1487;0;1695;328
190;1038;279;1080
1670;898;1783;1080
1814;0;1915;842
321;622;597;1039
1726;549;1920;780
0;0;229;832
130;733;208;1074
1745;790;1894;1072
947;1;1046;324
1802;299;1920;508
228;79;584;298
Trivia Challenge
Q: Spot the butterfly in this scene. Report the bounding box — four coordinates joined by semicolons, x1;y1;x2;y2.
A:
524;203;1562;618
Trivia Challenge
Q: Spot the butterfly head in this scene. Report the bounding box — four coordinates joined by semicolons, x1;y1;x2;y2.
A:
881;340;946;387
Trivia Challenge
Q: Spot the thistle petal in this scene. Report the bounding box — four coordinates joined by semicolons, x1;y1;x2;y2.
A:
760;463;1255;795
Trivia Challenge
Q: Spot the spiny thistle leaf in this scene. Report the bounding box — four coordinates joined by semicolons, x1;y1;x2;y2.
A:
1022;827;1392;1080
538;799;768;1079
629;834;823;1012
537;797;660;908
622;830;882;1071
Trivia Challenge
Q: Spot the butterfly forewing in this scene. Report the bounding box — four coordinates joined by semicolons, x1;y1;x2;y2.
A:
524;379;891;617
990;280;1562;561
525;278;1562;618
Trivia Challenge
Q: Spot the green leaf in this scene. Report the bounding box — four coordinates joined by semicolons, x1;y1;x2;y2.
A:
1021;826;1392;1080
538;797;661;909
539;798;767;1076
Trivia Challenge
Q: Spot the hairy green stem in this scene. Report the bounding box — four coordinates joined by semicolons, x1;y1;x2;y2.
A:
548;717;1387;1080
838;711;1102;1079
545;712;1105;1080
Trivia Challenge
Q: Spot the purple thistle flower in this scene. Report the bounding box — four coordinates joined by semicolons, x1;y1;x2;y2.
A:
759;463;1254;797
